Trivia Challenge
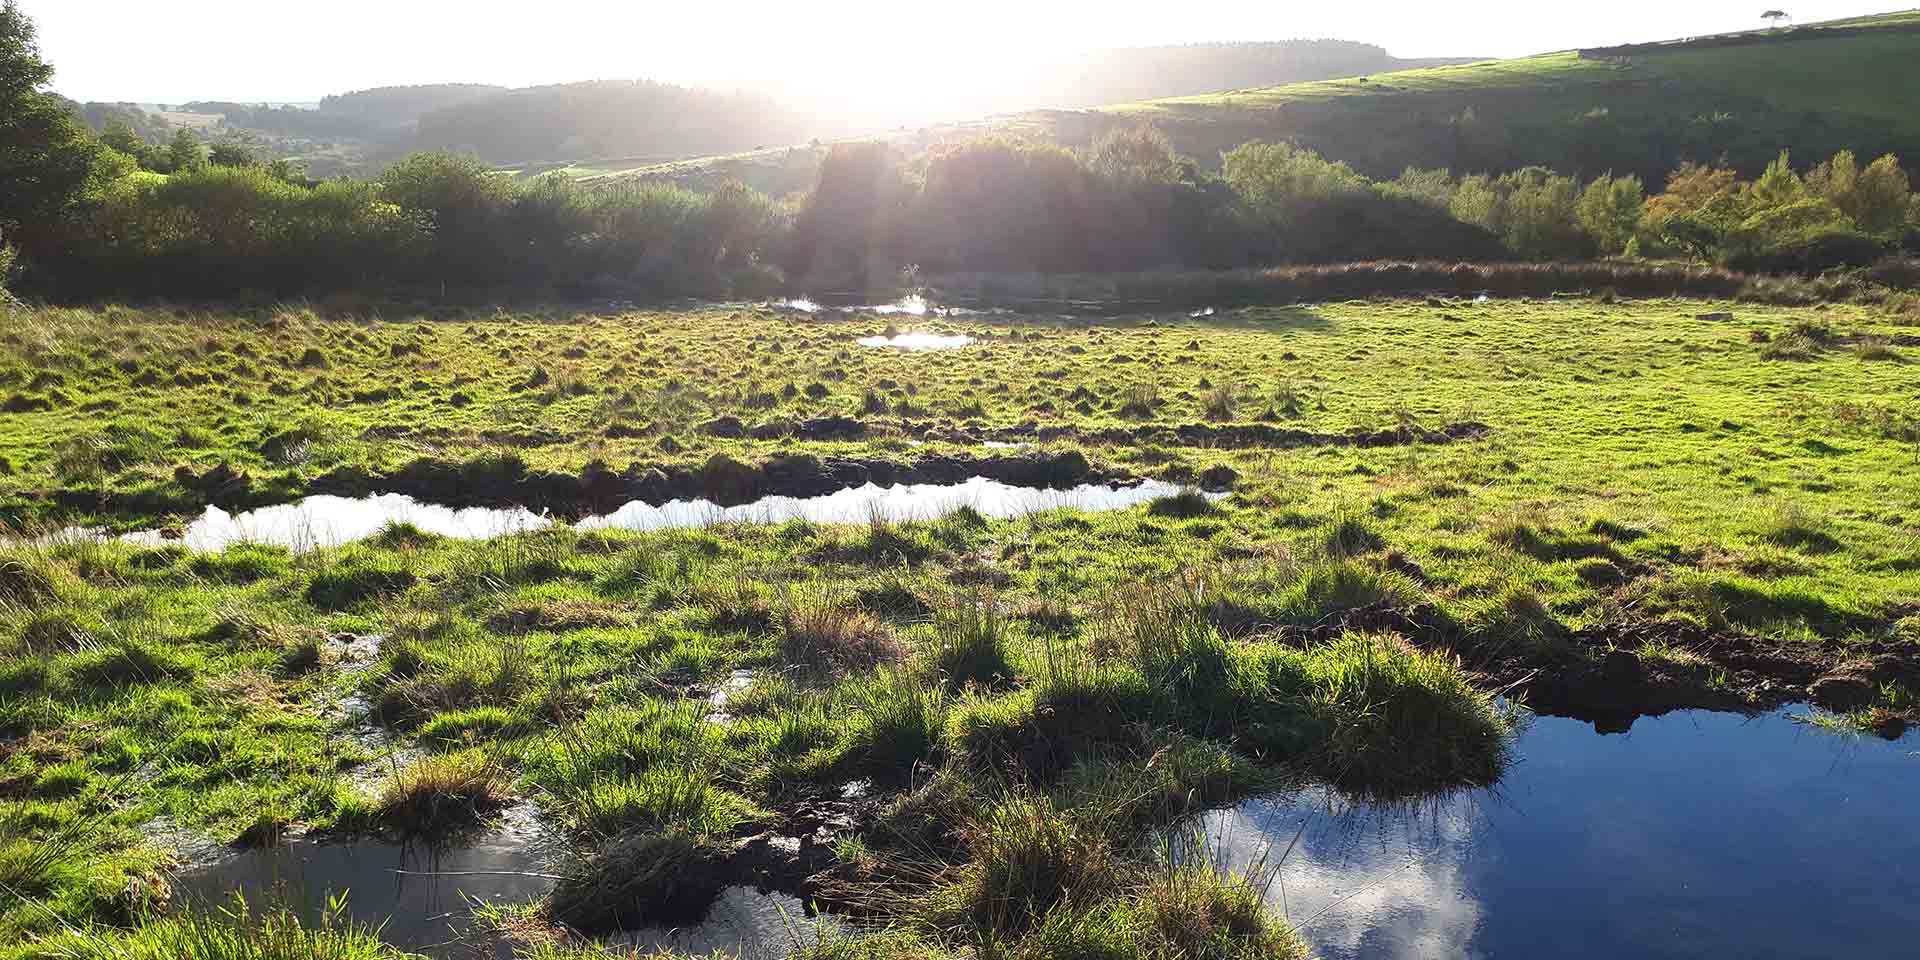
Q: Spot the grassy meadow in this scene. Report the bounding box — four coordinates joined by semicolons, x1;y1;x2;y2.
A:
3;293;1919;956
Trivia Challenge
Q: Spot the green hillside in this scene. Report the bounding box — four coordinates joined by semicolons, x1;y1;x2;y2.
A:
1027;11;1920;181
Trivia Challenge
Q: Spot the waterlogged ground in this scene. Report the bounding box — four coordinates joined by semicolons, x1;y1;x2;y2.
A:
2;296;1918;957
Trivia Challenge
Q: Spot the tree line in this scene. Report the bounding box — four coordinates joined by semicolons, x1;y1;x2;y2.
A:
2;1;1915;302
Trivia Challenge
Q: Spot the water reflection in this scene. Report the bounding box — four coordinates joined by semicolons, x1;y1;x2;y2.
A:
173;804;560;958
856;331;975;350
605;887;841;958
125;494;550;552
126;479;1200;551
579;478;1197;533
1191;709;1920;960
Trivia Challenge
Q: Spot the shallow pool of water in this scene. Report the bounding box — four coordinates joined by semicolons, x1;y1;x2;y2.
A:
126;494;551;552
1186;708;1920;960
173;804;560;958
125;479;1198;552
578;478;1194;533
856;331;975;350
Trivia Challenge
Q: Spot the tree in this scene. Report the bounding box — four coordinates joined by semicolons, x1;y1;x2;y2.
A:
1576;173;1645;255
1760;10;1790;28
167;129;207;172
208;142;257;168
1808;150;1912;237
99;119;143;156
1086;125;1180;184
0;0;112;235
1747;150;1804;210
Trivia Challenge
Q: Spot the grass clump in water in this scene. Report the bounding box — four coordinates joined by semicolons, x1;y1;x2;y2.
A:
373;751;513;837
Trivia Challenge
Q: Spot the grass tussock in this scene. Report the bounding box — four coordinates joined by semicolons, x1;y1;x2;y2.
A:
373;751;514;837
780;588;906;672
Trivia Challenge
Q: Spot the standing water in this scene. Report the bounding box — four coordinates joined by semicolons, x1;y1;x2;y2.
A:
120;479;1202;551
1186;708;1920;960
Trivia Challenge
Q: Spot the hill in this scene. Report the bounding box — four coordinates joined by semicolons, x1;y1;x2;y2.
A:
409;80;807;168
1018;11;1920;182
511;41;1484;184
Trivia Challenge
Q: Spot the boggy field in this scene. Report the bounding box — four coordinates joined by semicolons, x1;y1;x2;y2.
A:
2;295;1919;957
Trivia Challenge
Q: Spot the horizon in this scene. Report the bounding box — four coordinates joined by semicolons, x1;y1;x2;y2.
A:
23;0;1907;106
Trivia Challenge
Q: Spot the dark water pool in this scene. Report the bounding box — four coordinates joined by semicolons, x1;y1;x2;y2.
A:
172;805;557;958
1188;708;1920;960
173;804;832;958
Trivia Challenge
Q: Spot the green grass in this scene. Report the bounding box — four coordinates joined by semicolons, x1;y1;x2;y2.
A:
1631;29;1920;133
24;902;419;960
2;292;1918;955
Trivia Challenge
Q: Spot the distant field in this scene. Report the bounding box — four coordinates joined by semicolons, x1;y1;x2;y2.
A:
1018;11;1920;180
152;110;223;130
1631;29;1920;133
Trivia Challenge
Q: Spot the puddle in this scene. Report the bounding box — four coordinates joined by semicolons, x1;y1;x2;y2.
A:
118;479;1197;552
705;669;757;724
776;294;976;318
173;804;562;958
856;331;975;350
604;887;842;958
982;440;1032;450
126;494;550;552
871;294;930;316
1181;708;1920;960
579;478;1202;533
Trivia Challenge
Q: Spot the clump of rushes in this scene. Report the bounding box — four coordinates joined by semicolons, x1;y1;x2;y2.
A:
1294;631;1515;797
929;793;1125;936
374;751;513;837
1128;863;1308;959
929;596;1015;691
780;588;905;672
1202;382;1236;421
846;668;952;781
1118;383;1160;419
1148;489;1218;519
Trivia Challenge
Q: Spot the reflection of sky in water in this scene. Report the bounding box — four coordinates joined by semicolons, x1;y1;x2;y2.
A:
582;478;1201;532
123;493;551;552
119;480;1208;551
1197;709;1920;960
175;804;560;957
856;331;974;349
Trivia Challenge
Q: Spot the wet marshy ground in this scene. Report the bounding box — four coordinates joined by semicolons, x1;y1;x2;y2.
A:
164;708;1918;959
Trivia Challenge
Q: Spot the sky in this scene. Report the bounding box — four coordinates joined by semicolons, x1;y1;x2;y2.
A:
22;0;1905;104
